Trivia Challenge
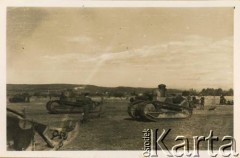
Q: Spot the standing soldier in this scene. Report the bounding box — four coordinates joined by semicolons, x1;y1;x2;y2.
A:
200;95;205;110
220;94;226;105
81;93;91;123
190;95;197;108
188;95;195;108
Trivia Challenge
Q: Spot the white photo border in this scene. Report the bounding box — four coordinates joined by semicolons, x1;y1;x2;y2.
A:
0;1;239;157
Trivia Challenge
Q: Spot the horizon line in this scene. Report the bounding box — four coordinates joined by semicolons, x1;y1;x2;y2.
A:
6;83;233;91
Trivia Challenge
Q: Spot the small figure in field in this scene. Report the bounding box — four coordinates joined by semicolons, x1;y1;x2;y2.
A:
189;95;197;108
220;94;226;105
192;95;197;103
200;95;205;110
81;93;92;123
188;95;196;108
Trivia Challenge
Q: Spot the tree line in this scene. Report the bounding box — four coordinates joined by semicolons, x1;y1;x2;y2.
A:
182;88;233;96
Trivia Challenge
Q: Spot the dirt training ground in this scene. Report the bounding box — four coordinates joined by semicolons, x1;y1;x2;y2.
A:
7;96;233;150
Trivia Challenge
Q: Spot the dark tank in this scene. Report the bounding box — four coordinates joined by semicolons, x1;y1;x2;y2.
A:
9;93;30;103
46;90;103;118
128;84;193;121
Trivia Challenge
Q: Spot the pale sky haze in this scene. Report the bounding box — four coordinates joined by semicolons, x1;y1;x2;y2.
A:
7;8;233;90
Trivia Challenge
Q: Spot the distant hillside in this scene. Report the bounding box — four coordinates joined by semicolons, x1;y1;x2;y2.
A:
7;84;182;96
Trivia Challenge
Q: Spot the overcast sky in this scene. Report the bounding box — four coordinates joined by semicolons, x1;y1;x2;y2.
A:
7;7;233;90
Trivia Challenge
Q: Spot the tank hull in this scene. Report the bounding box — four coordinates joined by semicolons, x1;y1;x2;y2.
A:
128;100;192;121
46;99;102;117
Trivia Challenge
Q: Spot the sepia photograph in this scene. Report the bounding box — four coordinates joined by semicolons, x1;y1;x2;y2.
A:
6;6;235;155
